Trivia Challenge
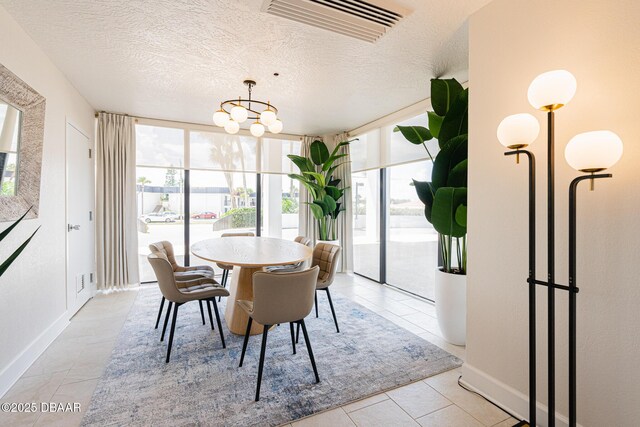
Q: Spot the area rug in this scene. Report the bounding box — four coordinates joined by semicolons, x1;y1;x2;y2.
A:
81;287;462;427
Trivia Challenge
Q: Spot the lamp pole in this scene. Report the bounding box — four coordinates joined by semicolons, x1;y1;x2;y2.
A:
567;173;611;427
498;73;622;427
505;149;536;427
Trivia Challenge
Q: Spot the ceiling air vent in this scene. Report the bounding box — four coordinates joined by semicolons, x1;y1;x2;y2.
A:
262;0;411;43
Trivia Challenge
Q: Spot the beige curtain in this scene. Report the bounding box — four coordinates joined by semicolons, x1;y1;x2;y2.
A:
298;136;321;243
96;113;139;289
333;133;353;272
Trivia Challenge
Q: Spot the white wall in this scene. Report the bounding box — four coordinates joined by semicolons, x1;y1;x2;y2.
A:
0;5;94;395
464;1;640;426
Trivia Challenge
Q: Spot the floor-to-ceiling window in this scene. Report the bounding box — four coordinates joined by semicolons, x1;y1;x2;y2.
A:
351;112;439;300
260;137;301;240
351;129;382;281
136;125;185;282
135;120;300;282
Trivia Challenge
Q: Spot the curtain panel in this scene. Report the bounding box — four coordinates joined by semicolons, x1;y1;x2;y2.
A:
334;133;353;272
96;113;139;289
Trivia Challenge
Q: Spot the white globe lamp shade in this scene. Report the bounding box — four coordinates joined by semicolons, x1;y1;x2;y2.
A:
213;109;229;127
230;105;248;123
260;108;277;126
250;121;265;137
268;119;283;134
528;70;577;111
497;113;540;149
565;130;623;172
224;119;240;135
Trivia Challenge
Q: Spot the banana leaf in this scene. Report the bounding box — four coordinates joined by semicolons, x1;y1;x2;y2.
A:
431;187;467;238
1;207;39;278
310;140;330;165
438;89;468;145
393;125;432;145
430;78;464;117
432;135;467;190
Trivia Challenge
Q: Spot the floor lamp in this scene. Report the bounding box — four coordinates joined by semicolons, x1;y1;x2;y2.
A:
496;70;623;427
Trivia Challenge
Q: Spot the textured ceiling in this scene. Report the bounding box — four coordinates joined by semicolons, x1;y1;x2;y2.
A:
0;0;490;135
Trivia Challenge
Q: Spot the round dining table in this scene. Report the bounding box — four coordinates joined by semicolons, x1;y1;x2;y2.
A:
191;236;313;335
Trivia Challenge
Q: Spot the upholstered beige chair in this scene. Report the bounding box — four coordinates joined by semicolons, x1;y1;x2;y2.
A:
147;254;229;363
149;241;218;329
237;266;320;401
216;232;255;289
148;240;215;278
296;243;342;343
265;236;312;273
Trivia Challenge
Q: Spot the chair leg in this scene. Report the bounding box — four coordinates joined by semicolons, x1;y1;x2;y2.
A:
255;325;270;401
199;300;205;325
315;291;318;318
325;288;340;333
296;322;301;344
155;297;165;329
299;319;320;383
211;298;226;348
206;299;215;330
166;303;180;363
219;270;229;302
161;301;173;342
239;317;253;367
289;322;296;354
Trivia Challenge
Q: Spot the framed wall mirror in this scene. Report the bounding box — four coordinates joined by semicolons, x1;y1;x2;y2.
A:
0;63;46;221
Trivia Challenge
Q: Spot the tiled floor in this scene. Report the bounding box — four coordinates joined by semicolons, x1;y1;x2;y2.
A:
0;273;516;427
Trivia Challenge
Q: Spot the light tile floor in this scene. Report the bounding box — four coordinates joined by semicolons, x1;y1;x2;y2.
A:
0;273;516;427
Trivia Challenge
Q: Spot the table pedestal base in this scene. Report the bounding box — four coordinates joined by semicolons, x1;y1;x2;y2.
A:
224;266;268;335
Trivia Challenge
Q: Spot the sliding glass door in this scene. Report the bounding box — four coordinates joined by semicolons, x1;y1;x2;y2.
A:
350;112;439;300
386;161;437;299
352;169;381;282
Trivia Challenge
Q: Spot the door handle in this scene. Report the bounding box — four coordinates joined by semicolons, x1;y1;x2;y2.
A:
68;224;81;231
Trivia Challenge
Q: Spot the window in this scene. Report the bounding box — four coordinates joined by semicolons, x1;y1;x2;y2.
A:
260;138;301;239
386;161;437;299
350;111;439;300
352;169;380;282
135;122;301;282
135;125;185;282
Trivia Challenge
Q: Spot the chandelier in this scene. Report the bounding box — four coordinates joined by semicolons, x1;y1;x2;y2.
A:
212;79;283;137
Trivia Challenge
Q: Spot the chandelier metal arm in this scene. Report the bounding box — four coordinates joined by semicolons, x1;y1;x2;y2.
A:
220;98;278;120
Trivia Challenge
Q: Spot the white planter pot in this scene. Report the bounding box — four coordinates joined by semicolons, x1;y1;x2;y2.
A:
434;268;467;346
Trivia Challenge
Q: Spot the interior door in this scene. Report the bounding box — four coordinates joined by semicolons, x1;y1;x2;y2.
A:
66;122;95;317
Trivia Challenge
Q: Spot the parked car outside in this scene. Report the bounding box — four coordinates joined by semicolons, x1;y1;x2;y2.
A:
140;211;180;223
191;211;217;219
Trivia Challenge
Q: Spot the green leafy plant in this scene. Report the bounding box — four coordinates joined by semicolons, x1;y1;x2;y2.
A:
395;78;468;274
287;139;355;241
1;207;40;277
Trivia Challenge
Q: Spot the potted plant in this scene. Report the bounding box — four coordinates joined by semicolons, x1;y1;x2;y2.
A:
287;139;353;244
395;78;468;345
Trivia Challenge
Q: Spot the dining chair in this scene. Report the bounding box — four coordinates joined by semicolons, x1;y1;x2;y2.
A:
296;243;342;343
237;266;320;401
147;254;229;363
265;236;312;273
149;241;218;329
216;232;255;291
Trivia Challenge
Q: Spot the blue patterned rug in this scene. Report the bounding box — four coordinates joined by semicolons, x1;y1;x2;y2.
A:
82;286;461;426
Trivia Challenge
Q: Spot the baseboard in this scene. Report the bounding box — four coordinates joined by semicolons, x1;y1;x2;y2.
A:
461;363;583;427
0;312;69;398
